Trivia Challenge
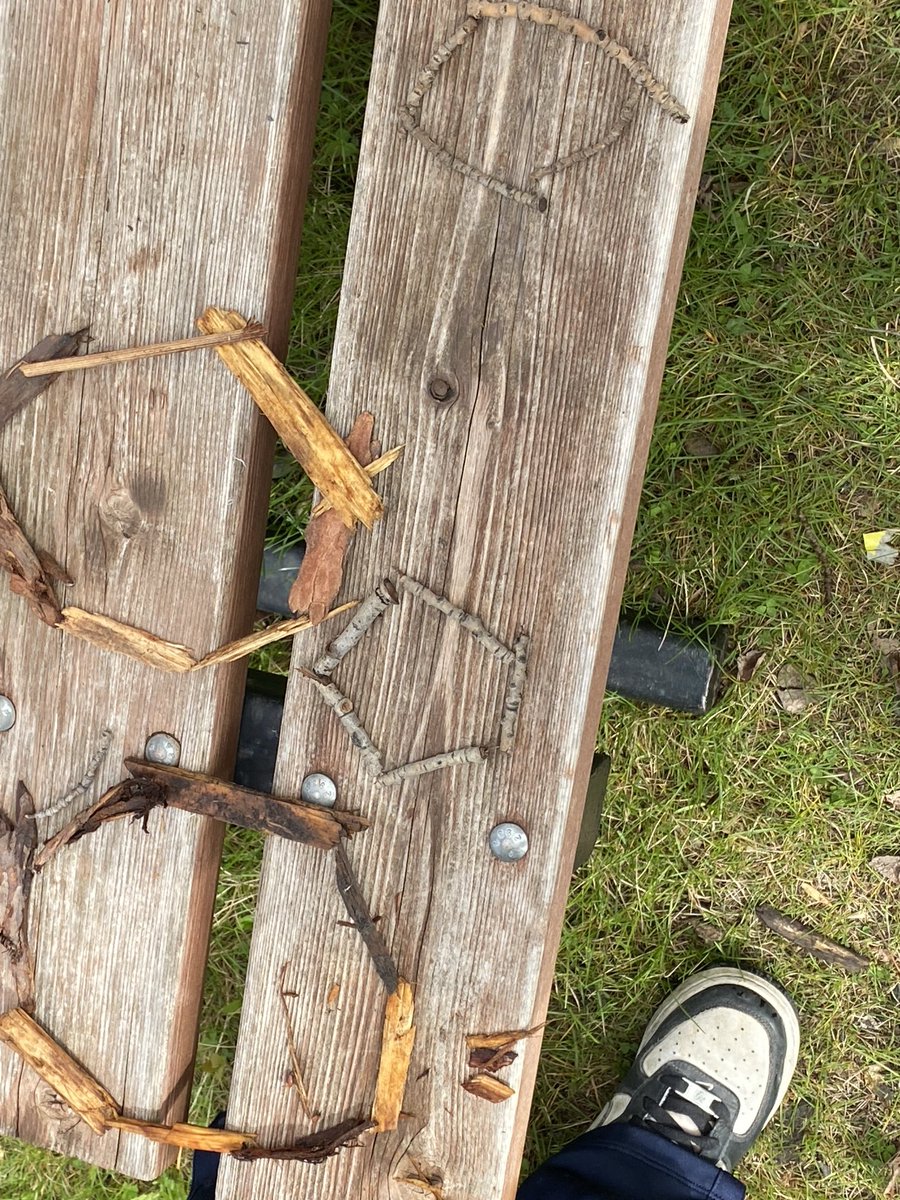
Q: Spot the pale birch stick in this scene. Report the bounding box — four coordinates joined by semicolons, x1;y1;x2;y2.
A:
466;1;690;123
300;671;384;778
30;728;113;819
531;93;639;181
397;574;514;663
314;580;398;676
377;746;486;787
499;635;529;752
17;323;265;377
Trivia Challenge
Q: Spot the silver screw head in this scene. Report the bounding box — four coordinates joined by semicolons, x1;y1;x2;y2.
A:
144;732;181;766
489;821;529;862
301;772;337;808
0;695;16;732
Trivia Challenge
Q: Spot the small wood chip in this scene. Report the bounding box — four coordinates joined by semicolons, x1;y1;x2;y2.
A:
465;1024;543;1051
198;307;382;529
0;1008;118;1134
372;979;416;1132
468;1046;517;1072
289;413;376;623
0;329;88;429
461;1074;515;1103
871;857;900;884
755;905;869;972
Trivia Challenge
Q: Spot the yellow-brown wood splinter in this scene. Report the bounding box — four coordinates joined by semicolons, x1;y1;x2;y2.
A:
198;307;382;529
371;980;416;1132
0;1007;257;1149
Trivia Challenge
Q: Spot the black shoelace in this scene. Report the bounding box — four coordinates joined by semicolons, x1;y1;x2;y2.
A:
635;1072;725;1155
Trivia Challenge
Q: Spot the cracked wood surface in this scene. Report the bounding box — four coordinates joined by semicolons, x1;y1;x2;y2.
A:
219;1;732;1197
0;0;330;1178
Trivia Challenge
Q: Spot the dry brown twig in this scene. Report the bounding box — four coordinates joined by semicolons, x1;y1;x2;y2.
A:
277;961;317;1119
17;323;265;377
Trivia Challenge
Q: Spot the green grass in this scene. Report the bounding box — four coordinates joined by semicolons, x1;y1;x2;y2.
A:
3;0;898;1195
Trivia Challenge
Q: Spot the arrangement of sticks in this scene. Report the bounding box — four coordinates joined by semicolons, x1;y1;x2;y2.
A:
0;306;535;1174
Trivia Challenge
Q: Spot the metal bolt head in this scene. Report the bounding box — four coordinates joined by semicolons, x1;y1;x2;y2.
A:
0;695;16;733
301;772;337;808
489;822;529;862
144;732;181;766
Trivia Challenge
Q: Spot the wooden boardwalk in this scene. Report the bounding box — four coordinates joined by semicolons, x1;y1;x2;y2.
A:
0;1;329;1179
218;2;732;1198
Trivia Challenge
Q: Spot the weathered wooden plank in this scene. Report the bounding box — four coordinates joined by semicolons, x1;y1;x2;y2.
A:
0;0;330;1178
219;1;731;1197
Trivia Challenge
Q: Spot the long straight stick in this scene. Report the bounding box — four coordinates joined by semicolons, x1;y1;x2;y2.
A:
17;323;265;377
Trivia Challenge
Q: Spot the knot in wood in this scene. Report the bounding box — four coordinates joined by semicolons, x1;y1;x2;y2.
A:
99;488;143;540
35;1083;79;1128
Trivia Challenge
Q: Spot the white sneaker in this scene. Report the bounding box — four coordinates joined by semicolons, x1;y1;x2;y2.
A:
592;967;800;1173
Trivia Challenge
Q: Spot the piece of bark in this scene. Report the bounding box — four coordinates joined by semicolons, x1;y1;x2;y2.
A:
34;779;167;870
17;322;265;377
0;329;88;429
755;906;869;972
60;607;196;671
372;979;416;1133
335;843;400;995
198;307;381;529
108;1115;256;1153
231;1117;374;1162
0;783;37;1010
126;760;368;844
468;1046;518;1073
0;482;65;625
192;602;356;669
0;1008;118;1134
465;1025;544;1052
461;1074;515;1103
289;413;377;622
310;445;404;517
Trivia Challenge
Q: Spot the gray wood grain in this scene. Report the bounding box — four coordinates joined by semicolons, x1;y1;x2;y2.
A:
0;0;330;1178
219;1;731;1197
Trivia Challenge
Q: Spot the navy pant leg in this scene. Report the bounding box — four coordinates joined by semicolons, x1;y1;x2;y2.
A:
517;1123;746;1200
